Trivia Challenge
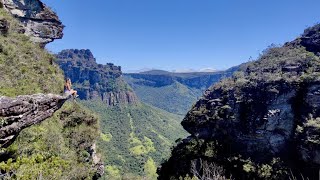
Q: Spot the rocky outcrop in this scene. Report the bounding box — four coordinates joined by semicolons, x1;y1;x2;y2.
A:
0;94;68;147
89;143;105;180
56;49;139;106
159;24;320;180
1;0;64;46
102;91;138;106
298;24;320;54
0;19;9;35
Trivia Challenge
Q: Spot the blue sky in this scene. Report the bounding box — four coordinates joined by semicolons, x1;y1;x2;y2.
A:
42;0;320;72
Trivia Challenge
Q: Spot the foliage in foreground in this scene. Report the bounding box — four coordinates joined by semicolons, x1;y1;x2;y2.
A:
0;7;101;179
0;8;64;97
0;102;100;179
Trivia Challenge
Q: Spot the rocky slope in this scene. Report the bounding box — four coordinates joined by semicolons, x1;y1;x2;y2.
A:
0;94;68;148
1;0;63;46
0;3;103;179
159;24;320;180
124;68;236;115
56;49;139;106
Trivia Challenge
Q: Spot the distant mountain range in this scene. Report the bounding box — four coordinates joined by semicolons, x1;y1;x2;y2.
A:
125;67;219;74
124;67;238;115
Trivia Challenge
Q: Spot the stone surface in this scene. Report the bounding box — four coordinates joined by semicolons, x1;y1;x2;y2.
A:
159;24;320;180
56;49;139;106
102;91;139;106
89;143;105;180
0;19;9;35
1;0;64;46
0;93;68;147
299;24;320;54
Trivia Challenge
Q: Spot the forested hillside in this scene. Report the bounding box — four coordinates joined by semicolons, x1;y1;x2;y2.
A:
82;100;187;179
124;69;236;115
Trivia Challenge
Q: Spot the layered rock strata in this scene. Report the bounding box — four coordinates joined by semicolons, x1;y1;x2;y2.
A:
0;94;68;147
1;0;63;46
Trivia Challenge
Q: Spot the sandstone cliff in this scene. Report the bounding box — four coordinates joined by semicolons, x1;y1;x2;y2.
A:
1;0;63;46
0;94;67;148
56;49;139;106
159;24;320;180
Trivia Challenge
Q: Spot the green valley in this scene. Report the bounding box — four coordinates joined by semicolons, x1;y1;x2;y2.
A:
124;69;236;115
55;49;188;179
81;101;187;179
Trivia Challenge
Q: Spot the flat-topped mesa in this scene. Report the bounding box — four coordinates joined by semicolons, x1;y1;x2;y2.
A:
56;49;97;65
0;94;68;148
1;0;64;46
56;49;139;106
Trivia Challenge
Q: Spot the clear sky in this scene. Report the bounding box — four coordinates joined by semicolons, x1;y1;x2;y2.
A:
42;0;320;72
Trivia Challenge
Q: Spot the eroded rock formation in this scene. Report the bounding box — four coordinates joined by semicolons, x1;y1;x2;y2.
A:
0;94;68;147
56;49;139;106
159;24;320;180
1;0;63;46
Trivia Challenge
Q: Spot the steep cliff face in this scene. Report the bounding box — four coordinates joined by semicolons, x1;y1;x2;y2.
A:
1;0;63;46
56;49;139;106
159;24;320;180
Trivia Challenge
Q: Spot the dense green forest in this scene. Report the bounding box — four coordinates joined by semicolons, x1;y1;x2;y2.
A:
81;100;187;179
124;69;235;115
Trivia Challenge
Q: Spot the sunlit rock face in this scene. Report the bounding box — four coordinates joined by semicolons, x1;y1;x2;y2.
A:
56;49;139;106
1;0;64;46
0;94;68;148
159;23;320;180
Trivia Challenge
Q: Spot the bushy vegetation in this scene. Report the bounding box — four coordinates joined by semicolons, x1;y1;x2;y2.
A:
0;7;101;179
0;9;64;97
81;100;188;179
0;103;100;179
124;77;203;115
215;45;320;91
